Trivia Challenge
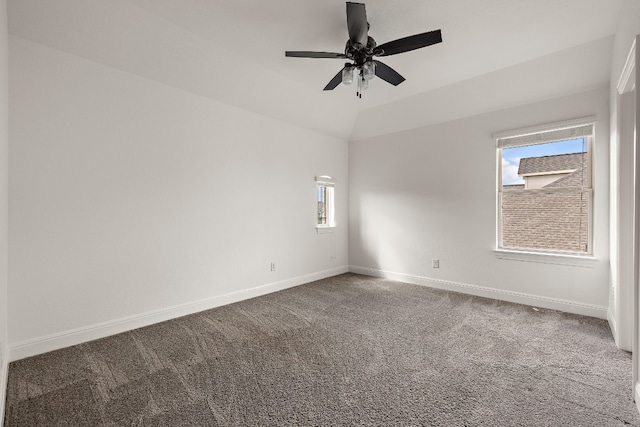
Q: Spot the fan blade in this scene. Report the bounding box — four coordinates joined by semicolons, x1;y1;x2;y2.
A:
376;30;442;56
286;51;347;59
346;2;368;47
373;60;405;86
324;67;346;90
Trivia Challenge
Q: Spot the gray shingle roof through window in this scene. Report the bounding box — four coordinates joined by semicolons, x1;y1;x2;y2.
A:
543;161;588;188
517;152;586;176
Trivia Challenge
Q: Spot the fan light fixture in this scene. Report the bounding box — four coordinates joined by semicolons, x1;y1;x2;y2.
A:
285;2;443;99
341;66;354;85
363;61;375;80
341;62;375;97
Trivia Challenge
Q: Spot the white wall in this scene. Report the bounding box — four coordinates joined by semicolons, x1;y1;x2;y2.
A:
608;0;640;352
7;0;358;141
8;36;349;359
350;37;613;142
349;87;610;317
0;0;8;423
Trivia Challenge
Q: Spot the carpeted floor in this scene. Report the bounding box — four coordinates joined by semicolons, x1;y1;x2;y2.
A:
3;273;638;426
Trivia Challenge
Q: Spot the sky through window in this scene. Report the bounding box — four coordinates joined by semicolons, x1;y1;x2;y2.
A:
501;138;586;185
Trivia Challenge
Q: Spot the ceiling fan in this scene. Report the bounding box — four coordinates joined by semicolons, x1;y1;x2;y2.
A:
285;2;442;98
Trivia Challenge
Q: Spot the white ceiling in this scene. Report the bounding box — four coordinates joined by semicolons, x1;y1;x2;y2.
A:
7;0;626;140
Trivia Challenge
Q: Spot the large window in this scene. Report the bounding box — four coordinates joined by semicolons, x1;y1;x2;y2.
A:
496;118;594;255
316;176;335;228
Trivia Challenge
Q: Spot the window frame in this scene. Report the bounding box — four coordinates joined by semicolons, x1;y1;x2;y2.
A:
493;117;598;266
316;176;336;233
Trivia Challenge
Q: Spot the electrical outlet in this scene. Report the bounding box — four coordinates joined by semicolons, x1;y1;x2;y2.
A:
432;259;439;268
270;262;276;272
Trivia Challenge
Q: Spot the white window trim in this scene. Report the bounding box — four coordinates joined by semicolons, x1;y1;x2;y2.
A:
316;176;336;187
493;249;598;267
494;117;596;262
494;116;597;148
316;225;335;234
316;175;336;232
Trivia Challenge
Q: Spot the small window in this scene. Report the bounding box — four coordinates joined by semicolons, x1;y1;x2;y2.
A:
495;118;594;255
316;176;335;228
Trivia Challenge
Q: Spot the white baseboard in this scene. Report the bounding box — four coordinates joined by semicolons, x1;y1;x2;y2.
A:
9;266;349;362
349;265;608;319
635;382;640;415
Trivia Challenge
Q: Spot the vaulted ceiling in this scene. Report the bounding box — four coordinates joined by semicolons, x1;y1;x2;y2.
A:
7;0;625;140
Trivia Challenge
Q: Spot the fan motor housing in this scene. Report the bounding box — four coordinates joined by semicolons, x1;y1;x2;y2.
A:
284;2;442;92
345;36;377;66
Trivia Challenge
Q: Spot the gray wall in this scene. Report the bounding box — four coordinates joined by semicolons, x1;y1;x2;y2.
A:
0;0;9;423
349;87;610;316
8;36;349;359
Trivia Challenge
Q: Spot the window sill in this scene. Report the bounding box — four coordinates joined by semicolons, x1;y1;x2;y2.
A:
316;226;336;234
493;249;598;268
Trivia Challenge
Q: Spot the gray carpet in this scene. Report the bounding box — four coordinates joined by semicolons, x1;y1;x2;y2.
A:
3;273;638;426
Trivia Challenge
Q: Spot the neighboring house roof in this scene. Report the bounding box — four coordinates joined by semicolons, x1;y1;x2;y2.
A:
543;162;588;188
503;184;525;191
503;152;589;253
517;152;585;176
